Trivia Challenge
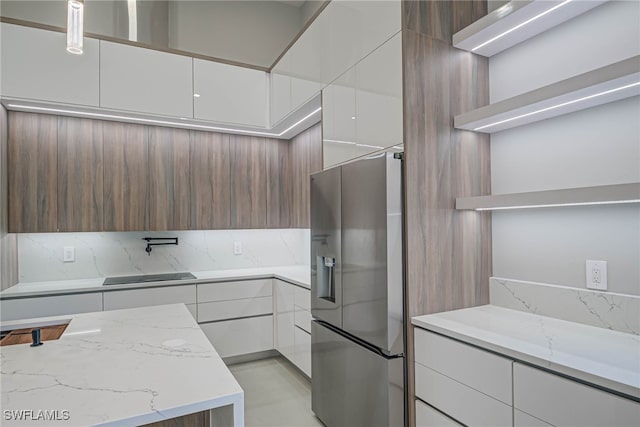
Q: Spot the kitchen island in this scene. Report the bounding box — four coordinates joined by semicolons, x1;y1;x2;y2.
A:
0;304;244;426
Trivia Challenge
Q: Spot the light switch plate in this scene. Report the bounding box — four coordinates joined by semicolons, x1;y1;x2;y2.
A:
233;241;242;255
63;246;75;263
586;260;607;291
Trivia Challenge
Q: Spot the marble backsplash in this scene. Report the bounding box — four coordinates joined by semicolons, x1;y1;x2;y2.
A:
490;277;640;335
18;229;310;283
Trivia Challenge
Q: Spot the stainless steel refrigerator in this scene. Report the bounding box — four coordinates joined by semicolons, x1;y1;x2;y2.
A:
310;152;405;427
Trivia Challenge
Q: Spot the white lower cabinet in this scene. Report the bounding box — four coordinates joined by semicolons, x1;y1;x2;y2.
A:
197;296;272;323
200;316;273;358
513;363;640;427
514;410;551;427
103;285;197;311
416;399;462;427
293;326;312;377
274;279;295;360
0;293;103;321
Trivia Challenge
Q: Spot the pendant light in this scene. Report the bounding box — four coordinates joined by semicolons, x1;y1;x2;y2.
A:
66;0;84;54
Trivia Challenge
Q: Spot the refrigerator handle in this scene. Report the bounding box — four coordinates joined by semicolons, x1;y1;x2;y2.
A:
317;255;336;302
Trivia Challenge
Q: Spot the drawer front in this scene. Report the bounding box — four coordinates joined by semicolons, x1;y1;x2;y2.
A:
186;304;197;320
294;307;312;333
293;326;311;377
294;286;310;310
415;328;513;404
103;285;196;311
415;363;512;427
197;296;272;323
197;279;272;303
416;399;463;427
0;293;103;321
514;410;551;427
514;363;640;427
200;315;273;358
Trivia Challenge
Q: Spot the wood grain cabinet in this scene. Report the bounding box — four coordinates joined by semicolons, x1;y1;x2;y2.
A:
230;135;267;229
290;124;323;228
57;117;104;232
103;123;149;231
149;127;191;230
8;112;58;233
266;139;292;228
189;131;231;229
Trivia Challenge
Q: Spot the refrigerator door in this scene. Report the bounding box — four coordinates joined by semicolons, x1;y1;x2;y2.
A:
312;320;405;427
310;166;343;329
341;153;403;355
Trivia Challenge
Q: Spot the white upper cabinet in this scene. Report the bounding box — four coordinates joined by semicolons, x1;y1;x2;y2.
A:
194;59;268;127
270;51;292;126
355;32;403;148
289;15;323;112
322;67;357;168
0;23;99;106
100;41;193;118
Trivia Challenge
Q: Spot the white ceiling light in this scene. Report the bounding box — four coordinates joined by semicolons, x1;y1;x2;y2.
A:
66;0;84;55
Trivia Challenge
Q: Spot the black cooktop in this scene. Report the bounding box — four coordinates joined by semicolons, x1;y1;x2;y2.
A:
103;272;196;286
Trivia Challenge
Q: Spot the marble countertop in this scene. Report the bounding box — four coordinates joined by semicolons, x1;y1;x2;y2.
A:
0;304;244;427
412;305;640;399
0;265;310;299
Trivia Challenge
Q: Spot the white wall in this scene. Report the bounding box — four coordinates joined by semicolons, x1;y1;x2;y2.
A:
167;0;302;67
489;1;640;296
17;229;310;283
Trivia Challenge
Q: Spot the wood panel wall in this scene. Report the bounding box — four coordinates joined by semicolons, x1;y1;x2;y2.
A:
402;1;491;426
0;105;18;291
6;113;323;233
290;124;323;228
190;131;231;229
103;123;149;231
8;112;58;232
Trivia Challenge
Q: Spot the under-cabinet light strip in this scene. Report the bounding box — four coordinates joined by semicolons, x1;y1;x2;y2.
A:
6;104;322;138
472;0;573;52
473;81;640;131
323;139;386;150
474;199;640;211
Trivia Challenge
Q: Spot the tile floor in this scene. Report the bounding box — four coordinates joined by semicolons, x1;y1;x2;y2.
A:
229;357;324;427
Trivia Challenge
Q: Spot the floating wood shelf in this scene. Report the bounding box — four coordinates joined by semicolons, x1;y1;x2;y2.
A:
455;183;640;211
454;55;640;133
453;0;607;57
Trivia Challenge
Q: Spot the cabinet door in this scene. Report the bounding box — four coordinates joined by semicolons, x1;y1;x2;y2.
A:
193;59;268;127
274;279;295;361
149;127;190;230
200;316;274;358
355;33;403;149
266;139;291;228
103;123;148;231
58;117;104;232
103;286;197;311
293;326;311;377
289;18;323;111
230;135;266;229
0;23;99;106
8;112;58;233
189;131;231;229
0;293;103;321
100;41;193;118
290;124;322;227
270;52;292;126
513;363;640;427
322;67;357;168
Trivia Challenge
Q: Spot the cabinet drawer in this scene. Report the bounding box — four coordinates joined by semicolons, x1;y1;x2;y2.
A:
514;410;551;427
514;363;640;427
416;399;462;427
0;293;103;321
294;286;310;310
293;326;311;377
415;363;512;427
197;296;272;323
197;279;272;303
414;328;512;405
294;307;312;333
103;285;196;311
200;315;273;358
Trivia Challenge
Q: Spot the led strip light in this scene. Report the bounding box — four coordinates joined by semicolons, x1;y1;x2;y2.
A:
474;199;640;211
7;104;322;138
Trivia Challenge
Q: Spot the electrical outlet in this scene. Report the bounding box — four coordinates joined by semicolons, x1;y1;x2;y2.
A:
233;241;242;255
63;246;75;263
586;260;607;291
